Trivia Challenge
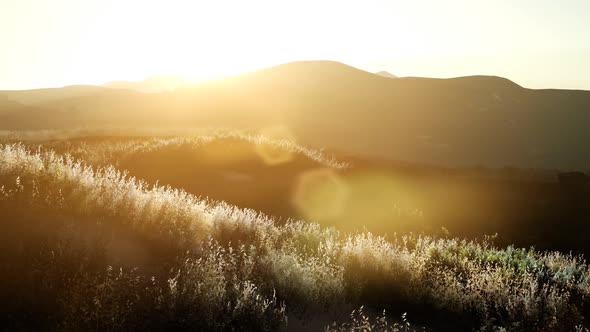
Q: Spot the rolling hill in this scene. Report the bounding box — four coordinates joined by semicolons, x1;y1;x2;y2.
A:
3;141;590;331
1;61;590;169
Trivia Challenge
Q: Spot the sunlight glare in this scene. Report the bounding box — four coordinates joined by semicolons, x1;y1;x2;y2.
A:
293;168;350;222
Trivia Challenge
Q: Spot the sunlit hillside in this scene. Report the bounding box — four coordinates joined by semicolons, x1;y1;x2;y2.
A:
2;140;590;331
4;130;589;256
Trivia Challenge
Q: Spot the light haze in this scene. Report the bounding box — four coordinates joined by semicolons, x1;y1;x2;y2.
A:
1;0;589;90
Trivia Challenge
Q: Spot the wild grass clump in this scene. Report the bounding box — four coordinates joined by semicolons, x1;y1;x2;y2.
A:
0;232;287;331
0;143;211;250
325;306;416;332
14;130;350;169
1;143;590;331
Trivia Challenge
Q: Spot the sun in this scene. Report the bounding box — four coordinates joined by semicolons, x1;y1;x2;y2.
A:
59;0;408;85
61;0;298;84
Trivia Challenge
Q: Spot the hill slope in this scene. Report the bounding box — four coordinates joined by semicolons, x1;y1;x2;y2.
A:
2;143;590;331
186;61;590;169
2;61;590;169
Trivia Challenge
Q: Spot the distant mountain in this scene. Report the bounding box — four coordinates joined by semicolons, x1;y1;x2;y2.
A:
1;60;590;170
0;85;109;105
375;71;398;78
103;75;188;93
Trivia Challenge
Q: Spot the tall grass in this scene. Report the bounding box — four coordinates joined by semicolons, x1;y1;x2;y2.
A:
4;129;350;169
1;143;589;331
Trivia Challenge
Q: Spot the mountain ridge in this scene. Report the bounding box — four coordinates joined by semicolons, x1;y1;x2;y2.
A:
1;60;590;169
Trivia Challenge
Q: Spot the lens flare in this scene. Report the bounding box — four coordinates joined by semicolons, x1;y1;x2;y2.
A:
293;169;425;232
292;168;350;222
255;126;295;165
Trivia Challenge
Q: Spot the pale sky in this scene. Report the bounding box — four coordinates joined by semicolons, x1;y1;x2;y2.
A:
1;0;589;90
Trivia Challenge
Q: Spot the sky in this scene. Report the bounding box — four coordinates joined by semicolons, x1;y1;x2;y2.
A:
1;0;589;90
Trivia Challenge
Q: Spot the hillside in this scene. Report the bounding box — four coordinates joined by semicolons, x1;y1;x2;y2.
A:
2;141;590;331
24;133;347;220
4;131;588;258
2;61;590;169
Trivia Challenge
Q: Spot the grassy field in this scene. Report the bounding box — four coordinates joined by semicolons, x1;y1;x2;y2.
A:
1;133;590;331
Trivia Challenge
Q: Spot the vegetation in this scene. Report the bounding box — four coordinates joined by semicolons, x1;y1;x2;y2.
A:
2;141;590;331
27;131;349;169
8;132;590;256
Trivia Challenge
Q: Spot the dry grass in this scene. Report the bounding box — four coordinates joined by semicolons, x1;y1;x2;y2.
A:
1;128;350;169
1;142;589;331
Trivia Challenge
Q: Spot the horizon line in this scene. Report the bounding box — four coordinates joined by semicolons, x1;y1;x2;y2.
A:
1;60;588;92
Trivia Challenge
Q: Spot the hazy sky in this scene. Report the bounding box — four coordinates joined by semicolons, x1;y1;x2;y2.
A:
1;0;589;90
